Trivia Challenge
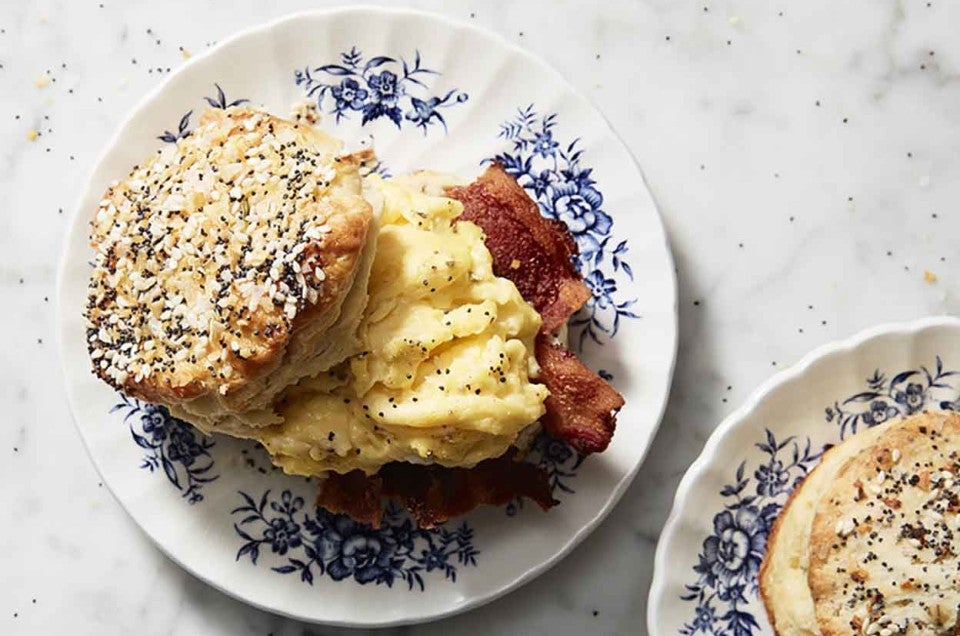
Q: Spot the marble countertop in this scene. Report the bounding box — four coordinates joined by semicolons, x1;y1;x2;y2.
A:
2;0;958;633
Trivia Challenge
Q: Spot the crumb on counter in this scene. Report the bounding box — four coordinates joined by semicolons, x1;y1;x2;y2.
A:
34;74;50;89
26;129;39;141
924;270;938;283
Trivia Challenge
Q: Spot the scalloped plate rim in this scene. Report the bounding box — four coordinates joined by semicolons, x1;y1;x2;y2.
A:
647;314;960;634
56;6;678;628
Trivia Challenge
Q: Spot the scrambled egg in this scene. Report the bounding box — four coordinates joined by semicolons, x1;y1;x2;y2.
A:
254;173;548;475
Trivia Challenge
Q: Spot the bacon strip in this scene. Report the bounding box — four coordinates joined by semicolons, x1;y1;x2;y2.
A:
448;164;591;333
315;470;383;526
536;334;624;454
317;453;557;528
449;164;623;454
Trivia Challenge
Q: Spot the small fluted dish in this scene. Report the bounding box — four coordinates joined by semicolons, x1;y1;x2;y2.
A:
649;316;960;635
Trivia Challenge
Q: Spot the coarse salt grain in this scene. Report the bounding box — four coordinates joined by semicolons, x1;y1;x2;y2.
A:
84;108;354;395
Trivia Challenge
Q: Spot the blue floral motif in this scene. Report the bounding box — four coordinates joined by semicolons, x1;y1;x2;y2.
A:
203;83;249;110
825;356;960;438
699;509;766;587
158;84;248;143
230;432;584;588
331;78;368;111
753;459;789;498
369;70;400;105
679;356;960;635
895;382;925;413
232;490;478;589
294;47;468;132
264;516;302;555
679;431;820;635
158;111;193;144
111;395;218;503
532;129;559;157
487;105;638;350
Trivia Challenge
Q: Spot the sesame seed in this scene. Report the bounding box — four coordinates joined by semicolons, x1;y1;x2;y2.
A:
83;109;338;392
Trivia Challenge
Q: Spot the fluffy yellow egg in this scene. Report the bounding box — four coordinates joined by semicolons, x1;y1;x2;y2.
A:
253;173;548;475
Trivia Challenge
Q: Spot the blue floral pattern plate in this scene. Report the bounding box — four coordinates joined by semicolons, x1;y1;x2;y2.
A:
648;317;960;635
57;8;676;628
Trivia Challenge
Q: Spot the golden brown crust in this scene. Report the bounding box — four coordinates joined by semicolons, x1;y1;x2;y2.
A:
85;107;372;415
808;411;960;635
761;420;898;636
759;472;806;636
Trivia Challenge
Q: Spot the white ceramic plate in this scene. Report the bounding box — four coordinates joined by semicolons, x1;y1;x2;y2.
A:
57;7;676;627
648;316;960;635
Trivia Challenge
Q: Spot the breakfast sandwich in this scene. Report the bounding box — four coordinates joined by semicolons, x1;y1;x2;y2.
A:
760;411;960;635
85;105;623;528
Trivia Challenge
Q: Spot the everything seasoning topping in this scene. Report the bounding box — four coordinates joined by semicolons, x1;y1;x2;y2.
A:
822;415;960;634
85;108;337;391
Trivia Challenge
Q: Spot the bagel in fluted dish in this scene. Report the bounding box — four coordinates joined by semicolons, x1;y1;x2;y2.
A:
760;411;960;635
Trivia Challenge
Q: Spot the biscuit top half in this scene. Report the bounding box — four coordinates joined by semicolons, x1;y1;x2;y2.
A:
85;106;372;403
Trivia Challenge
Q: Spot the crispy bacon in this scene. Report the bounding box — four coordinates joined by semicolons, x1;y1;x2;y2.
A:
449;164;624;454
317;452;557;528
315;469;383;526
535;334;624;454
447;164;591;332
